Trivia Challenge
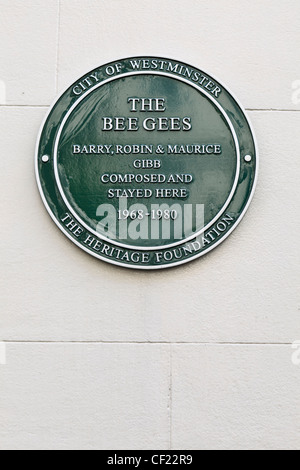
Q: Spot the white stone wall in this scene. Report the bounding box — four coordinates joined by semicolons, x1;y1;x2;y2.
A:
0;0;299;450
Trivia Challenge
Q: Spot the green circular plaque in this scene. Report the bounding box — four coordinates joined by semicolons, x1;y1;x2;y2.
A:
36;57;258;270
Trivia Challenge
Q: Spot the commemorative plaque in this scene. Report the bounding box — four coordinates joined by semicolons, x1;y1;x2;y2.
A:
36;57;258;269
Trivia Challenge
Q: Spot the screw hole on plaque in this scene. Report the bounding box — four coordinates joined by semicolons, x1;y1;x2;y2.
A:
244;155;252;163
42;155;50;163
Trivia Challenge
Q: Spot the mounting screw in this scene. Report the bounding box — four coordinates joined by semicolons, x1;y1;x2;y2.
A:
244;155;252;163
42;155;50;163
